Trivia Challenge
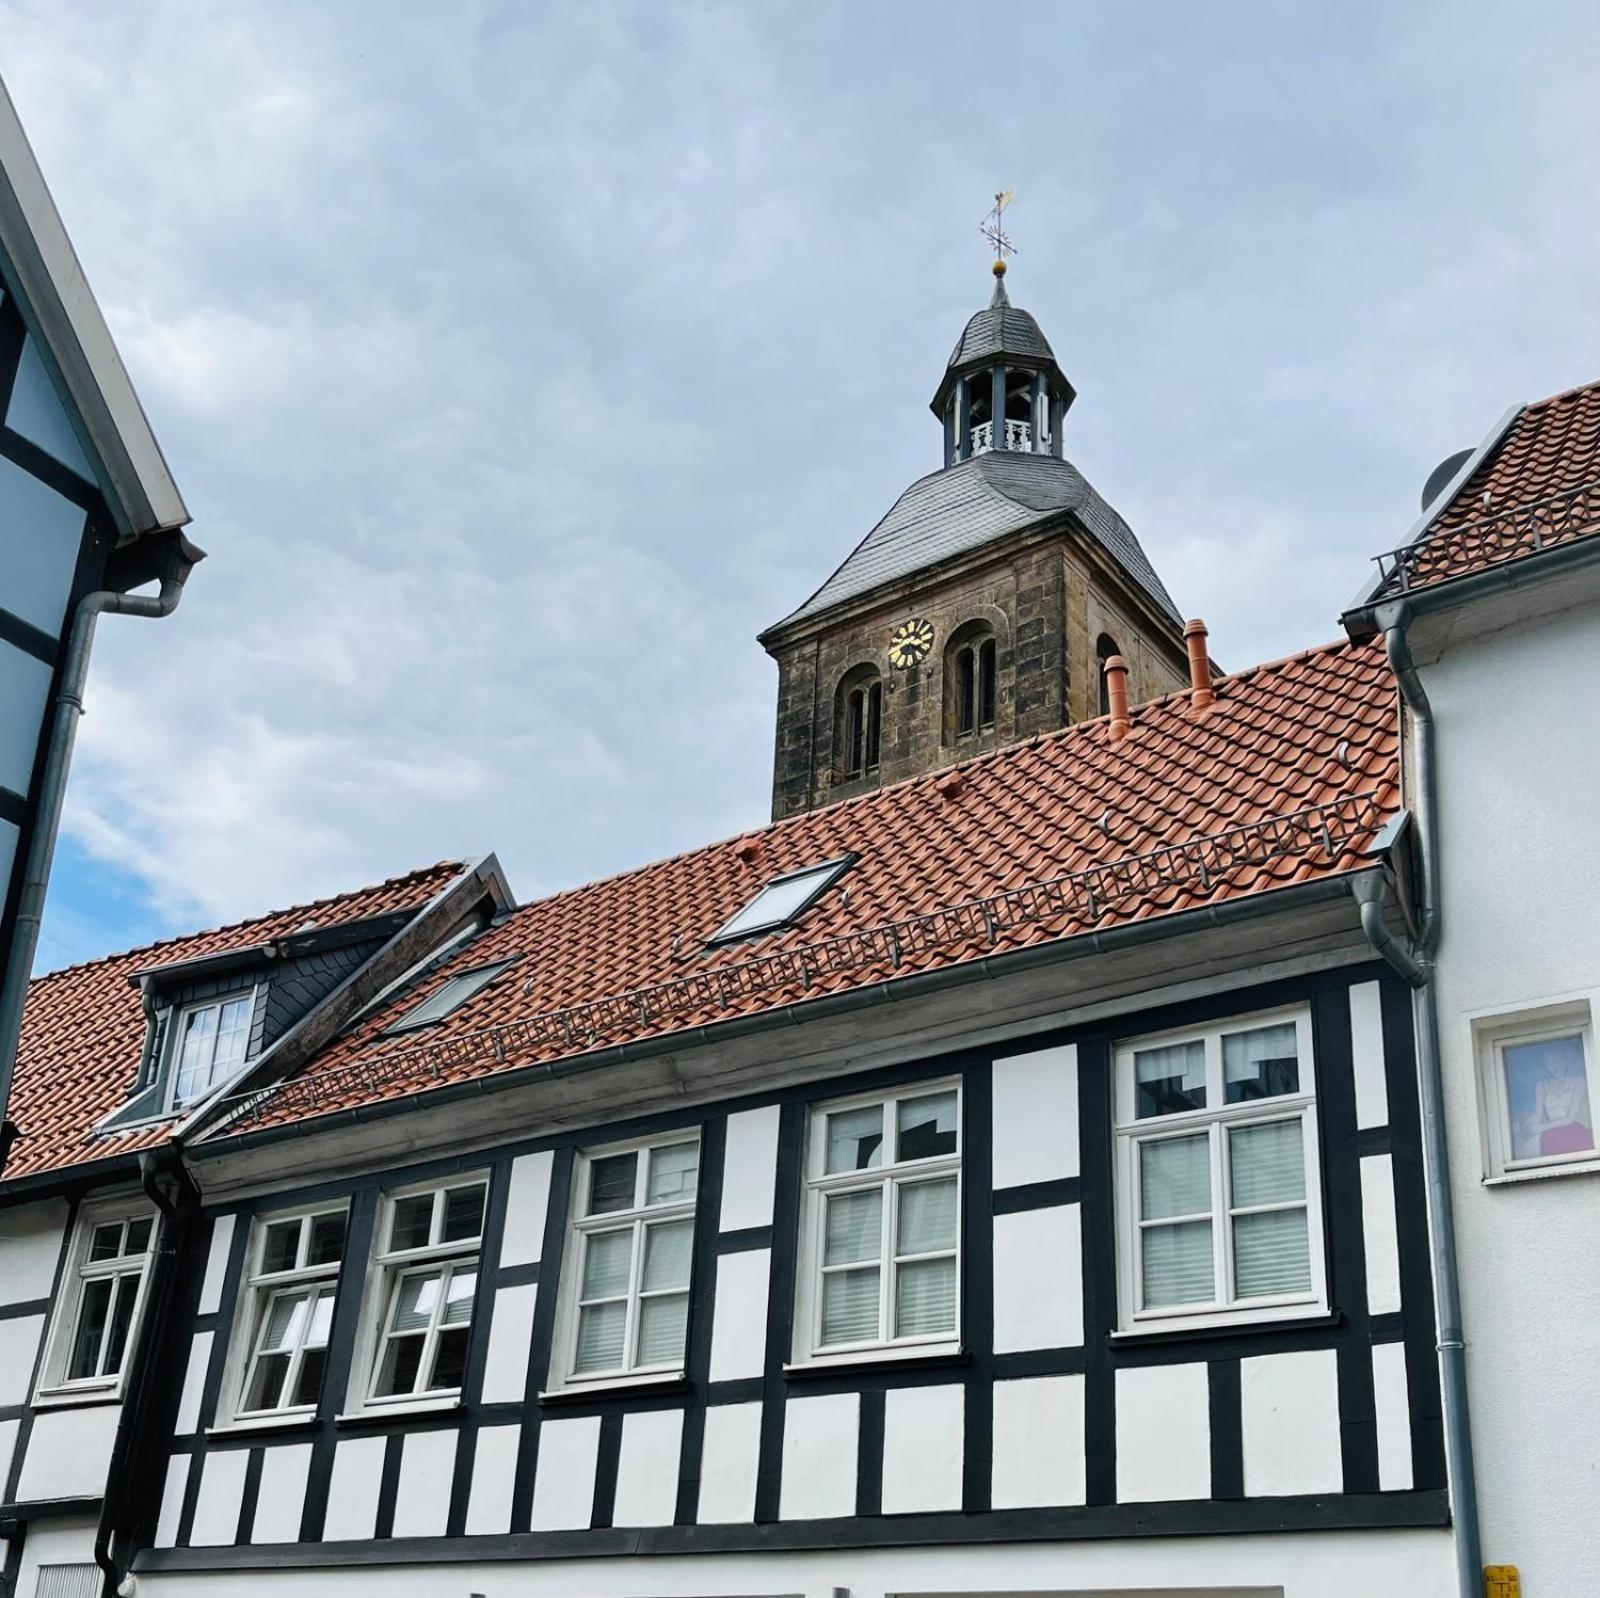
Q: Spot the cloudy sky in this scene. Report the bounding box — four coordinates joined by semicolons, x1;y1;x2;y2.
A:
5;0;1596;970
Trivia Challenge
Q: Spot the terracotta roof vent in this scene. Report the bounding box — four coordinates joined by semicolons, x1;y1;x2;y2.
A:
733;837;764;868
1103;654;1131;742
935;769;966;801
1184;619;1215;712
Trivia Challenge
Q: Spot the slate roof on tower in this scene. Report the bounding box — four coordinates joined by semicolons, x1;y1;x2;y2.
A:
203;634;1399;1138
764;449;1182;632
944;273;1057;372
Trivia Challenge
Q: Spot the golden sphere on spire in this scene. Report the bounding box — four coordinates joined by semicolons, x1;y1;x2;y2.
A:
992;258;1007;277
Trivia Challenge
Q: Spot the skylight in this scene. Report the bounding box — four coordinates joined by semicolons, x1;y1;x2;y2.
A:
385;961;512;1034
711;858;853;944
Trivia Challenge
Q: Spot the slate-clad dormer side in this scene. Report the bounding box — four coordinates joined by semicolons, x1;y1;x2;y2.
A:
119;963;1444;1587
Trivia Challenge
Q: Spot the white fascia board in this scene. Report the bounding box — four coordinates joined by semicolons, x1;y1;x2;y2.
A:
1344;402;1524;618
0;72;188;539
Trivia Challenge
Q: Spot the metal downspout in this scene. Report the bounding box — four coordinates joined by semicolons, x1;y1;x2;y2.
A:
1365;616;1483;1598
93;1153;197;1597
0;547;200;1171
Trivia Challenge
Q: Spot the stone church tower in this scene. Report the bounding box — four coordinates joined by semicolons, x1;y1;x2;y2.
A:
760;262;1190;821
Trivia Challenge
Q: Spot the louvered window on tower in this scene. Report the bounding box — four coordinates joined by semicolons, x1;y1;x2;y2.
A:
948;628;997;741
710;856;853;944
844;679;882;777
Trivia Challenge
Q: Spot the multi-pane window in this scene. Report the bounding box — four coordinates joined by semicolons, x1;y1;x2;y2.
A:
169;992;254;1107
235;1208;347;1417
844;679;883;778
365;1179;486;1403
36;1205;156;1398
562;1138;700;1382
1114;1008;1326;1331
800;1084;961;1357
953;637;997;738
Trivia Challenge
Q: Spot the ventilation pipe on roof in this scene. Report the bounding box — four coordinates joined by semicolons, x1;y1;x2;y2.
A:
1184;619;1215;711
0;537;203;1174
1103;654;1130;741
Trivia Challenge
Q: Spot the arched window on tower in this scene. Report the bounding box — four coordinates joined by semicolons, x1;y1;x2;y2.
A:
1097;633;1122;717
945;623;998;744
835;666;883;782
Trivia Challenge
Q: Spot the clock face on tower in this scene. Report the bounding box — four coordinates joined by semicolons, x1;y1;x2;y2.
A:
887;617;935;669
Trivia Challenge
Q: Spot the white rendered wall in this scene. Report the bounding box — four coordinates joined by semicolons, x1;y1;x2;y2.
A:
1423;598;1600;1596
132;1527;1452;1598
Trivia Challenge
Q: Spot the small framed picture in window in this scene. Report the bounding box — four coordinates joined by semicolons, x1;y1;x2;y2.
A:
1476;999;1599;1179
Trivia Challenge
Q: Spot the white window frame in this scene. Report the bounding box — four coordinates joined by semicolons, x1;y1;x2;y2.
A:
793;1079;963;1367
709;857;852;944
164;986;259;1111
34;1196;159;1404
216;1203;350;1429
549;1131;701;1394
1472;994;1600;1182
346;1174;488;1417
1113;1005;1327;1335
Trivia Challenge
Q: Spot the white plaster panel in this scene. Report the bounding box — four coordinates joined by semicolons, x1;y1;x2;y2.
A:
779;1391;857;1520
0;1315;44;1405
1116;1363;1210;1502
992;1042;1079;1185
499;1149;553;1268
1242;1348;1343;1496
394;1428;456;1539
0;1198;68;1303
696;1401;761;1523
15;1404;117;1501
880;1383;962;1514
1350;980;1390;1130
173;1330;214;1435
189;1448;250;1546
154;1454;190;1548
481;1282;537;1403
197;1214;236;1317
530;1414;600;1531
250;1442;312;1543
708;1247;770;1381
1361;1154;1403;1316
466;1423;522;1535
323;1435;386;1541
0;1419;17;1502
992;1204;1082;1352
612;1407;684;1527
719;1104;781;1232
992;1373;1085;1508
1373;1341;1413;1491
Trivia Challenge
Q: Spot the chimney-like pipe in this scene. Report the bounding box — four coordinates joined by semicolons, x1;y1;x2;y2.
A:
1104;654;1130;742
1184;619;1215;711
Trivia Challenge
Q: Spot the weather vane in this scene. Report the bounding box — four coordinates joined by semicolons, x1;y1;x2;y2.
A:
980;189;1017;271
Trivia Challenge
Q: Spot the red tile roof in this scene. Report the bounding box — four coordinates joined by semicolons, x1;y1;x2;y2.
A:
226;637;1401;1136
2;862;464;1182
1375;379;1600;596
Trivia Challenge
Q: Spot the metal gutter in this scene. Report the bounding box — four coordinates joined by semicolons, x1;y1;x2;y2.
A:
185;870;1373;1161
1357;612;1482;1598
1344;402;1524;620
0;535;205;1174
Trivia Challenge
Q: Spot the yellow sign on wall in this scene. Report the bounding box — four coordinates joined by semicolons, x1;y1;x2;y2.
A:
1484;1566;1520;1598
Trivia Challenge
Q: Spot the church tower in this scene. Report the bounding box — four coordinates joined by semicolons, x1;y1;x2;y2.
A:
759;259;1190;821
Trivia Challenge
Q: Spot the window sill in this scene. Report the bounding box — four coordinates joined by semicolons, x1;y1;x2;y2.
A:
784;1344;966;1380
1111;1305;1337;1345
30;1384;126;1410
207;1412;322;1440
1484;1156;1600;1186
541;1371;689;1405
334;1397;462;1427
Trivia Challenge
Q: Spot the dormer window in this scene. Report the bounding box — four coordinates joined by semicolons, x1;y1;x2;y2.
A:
170;992;255;1108
711;857;853;945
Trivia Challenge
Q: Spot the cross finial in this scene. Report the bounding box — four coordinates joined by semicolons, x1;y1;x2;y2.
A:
980;189;1016;275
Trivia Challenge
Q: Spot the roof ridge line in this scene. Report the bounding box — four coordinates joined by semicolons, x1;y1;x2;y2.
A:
28;859;467;986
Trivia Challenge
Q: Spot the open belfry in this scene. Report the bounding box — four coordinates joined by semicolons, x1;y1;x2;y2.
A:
760;198;1191;820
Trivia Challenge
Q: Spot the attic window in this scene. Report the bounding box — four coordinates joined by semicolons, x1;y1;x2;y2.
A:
711;858;852;944
386;962;512;1034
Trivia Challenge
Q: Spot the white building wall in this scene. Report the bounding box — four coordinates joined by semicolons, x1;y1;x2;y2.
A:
1424;597;1600;1597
